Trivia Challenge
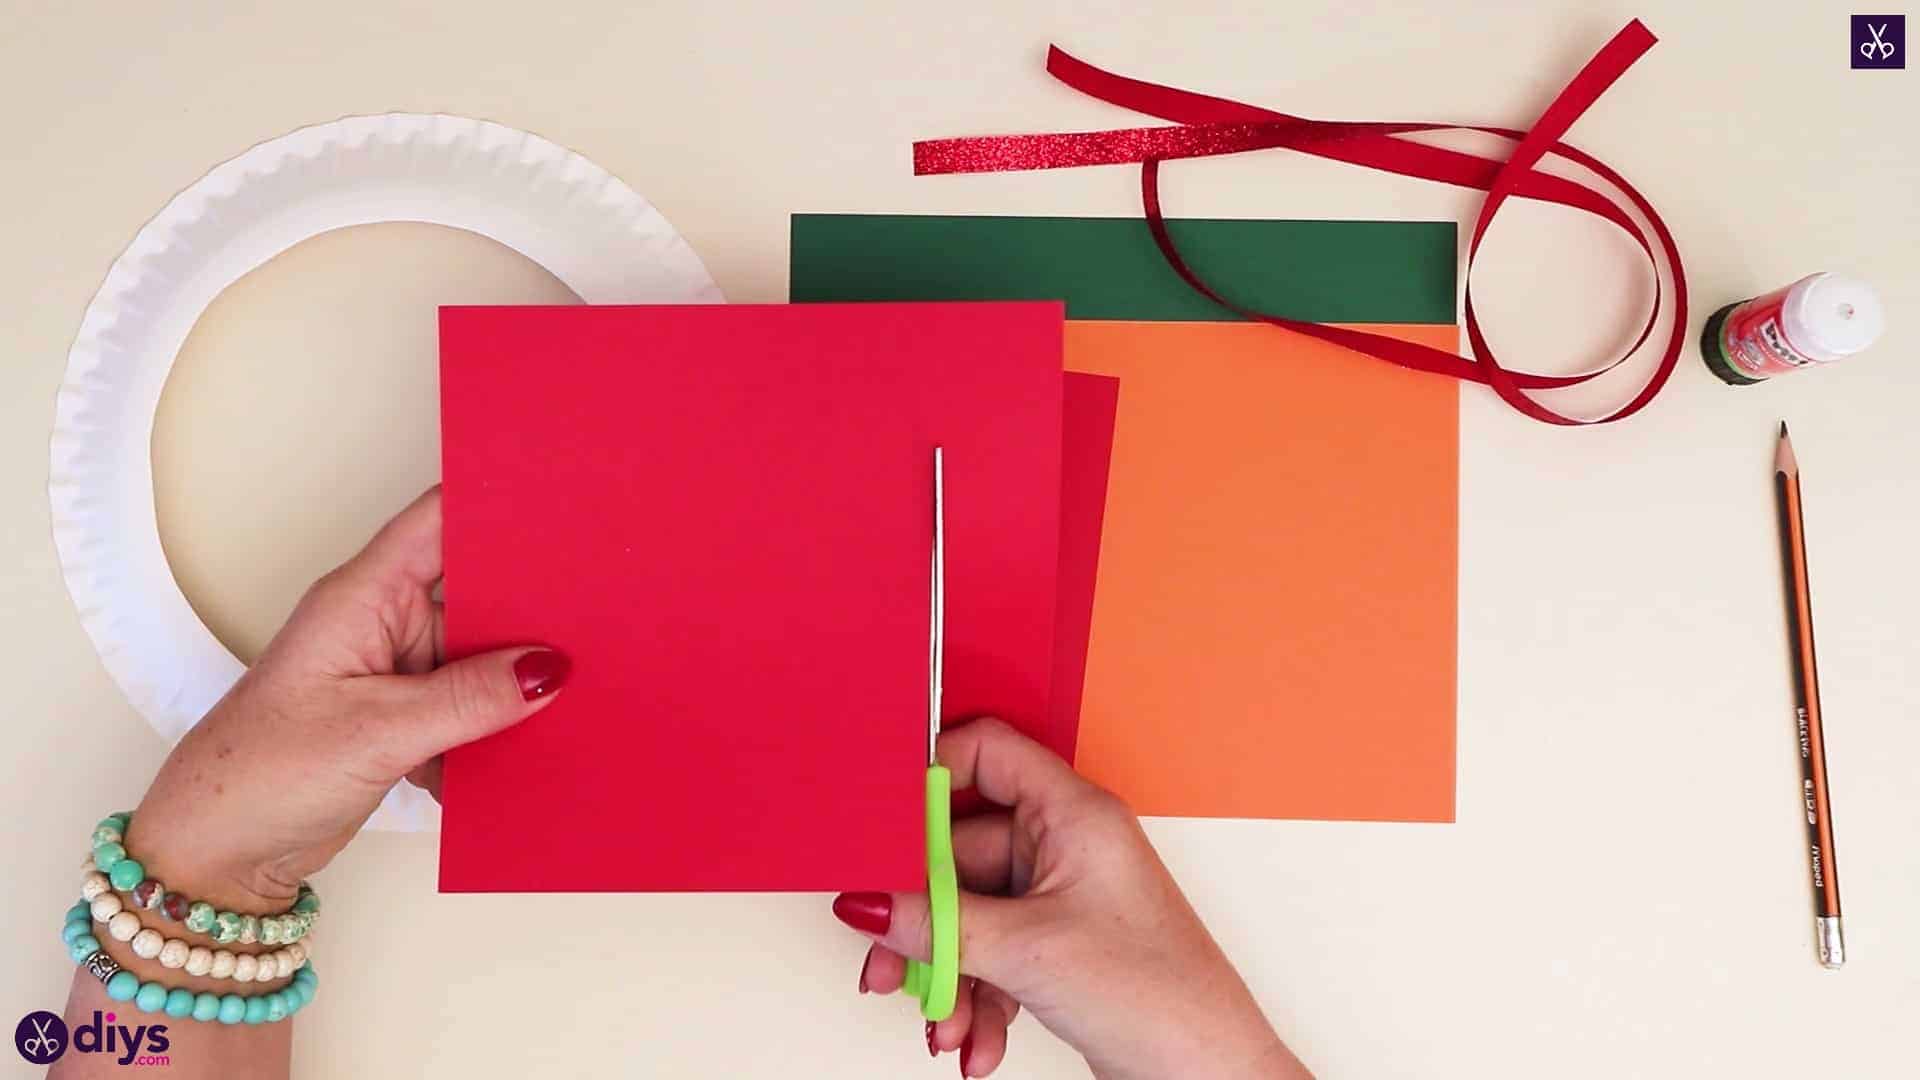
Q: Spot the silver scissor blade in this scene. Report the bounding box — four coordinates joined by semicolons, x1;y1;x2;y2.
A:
929;446;945;766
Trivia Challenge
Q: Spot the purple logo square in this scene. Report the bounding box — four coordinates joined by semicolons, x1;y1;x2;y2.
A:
1853;15;1904;68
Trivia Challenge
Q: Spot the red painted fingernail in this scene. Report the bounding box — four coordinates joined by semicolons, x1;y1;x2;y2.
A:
926;1021;939;1057
960;1033;974;1076
513;649;571;701
831;892;893;935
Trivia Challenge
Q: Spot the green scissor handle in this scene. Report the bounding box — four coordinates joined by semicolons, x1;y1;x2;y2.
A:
904;764;959;1021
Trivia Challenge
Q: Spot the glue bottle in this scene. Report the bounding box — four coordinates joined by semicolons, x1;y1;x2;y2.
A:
1701;272;1886;385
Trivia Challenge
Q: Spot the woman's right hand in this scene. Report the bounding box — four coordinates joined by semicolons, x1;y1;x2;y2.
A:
830;718;1310;1079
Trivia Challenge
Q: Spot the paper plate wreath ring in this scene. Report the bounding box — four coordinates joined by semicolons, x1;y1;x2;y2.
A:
49;114;721;831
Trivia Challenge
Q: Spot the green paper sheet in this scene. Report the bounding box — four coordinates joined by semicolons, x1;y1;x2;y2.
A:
789;214;1456;323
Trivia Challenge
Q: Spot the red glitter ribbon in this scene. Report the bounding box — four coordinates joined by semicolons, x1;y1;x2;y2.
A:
914;19;1686;426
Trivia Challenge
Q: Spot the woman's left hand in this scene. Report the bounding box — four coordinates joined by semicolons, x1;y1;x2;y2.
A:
121;488;569;913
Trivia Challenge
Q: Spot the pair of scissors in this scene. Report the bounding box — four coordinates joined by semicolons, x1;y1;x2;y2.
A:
902;446;960;1022
1861;22;1895;60
22;1016;62;1060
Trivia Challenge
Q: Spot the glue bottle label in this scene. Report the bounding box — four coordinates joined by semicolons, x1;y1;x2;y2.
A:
1715;284;1816;380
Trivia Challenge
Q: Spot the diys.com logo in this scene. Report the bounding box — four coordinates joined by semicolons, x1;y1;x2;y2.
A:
14;1009;172;1067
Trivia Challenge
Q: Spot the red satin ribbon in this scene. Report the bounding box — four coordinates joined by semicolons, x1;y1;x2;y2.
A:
913;19;1687;426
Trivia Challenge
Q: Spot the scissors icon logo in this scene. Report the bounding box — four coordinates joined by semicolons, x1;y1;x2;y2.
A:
1852;14;1905;68
14;1011;69;1063
1862;22;1895;59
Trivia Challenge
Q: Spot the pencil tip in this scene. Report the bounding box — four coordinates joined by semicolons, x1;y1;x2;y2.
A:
1780;421;1789;438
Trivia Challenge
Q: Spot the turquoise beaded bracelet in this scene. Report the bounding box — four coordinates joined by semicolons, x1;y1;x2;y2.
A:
89;811;320;946
62;899;317;1024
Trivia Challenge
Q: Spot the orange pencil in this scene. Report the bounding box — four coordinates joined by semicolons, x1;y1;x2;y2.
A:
1775;422;1844;969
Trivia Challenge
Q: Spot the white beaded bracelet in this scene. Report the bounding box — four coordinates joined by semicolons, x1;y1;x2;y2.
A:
83;870;312;985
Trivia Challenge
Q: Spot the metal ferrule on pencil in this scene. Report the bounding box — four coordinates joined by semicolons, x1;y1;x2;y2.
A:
1816;917;1845;970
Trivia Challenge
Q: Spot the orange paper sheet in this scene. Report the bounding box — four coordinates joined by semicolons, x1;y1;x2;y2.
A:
1067;322;1458;822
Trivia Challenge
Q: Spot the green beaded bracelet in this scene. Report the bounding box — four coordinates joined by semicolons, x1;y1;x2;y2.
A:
85;811;320;945
63;893;316;1024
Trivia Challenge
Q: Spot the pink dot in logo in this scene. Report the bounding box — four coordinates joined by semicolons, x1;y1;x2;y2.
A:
104;1013;115;1023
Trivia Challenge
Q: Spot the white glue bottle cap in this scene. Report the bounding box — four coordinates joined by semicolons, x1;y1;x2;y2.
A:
1783;273;1885;362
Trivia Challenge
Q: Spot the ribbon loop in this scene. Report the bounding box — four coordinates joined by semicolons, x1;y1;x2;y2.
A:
913;20;1687;426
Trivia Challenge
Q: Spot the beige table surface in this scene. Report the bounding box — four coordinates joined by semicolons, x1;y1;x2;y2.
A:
3;1;1916;1076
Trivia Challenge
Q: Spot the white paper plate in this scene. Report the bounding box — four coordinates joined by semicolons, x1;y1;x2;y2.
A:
50;114;722;831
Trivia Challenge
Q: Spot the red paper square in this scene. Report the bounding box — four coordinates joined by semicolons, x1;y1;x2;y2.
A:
438;303;1064;892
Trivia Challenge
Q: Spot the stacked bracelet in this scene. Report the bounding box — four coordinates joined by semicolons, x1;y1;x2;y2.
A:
82;873;314;983
68;808;324;1023
62;899;317;1025
88;811;320;946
